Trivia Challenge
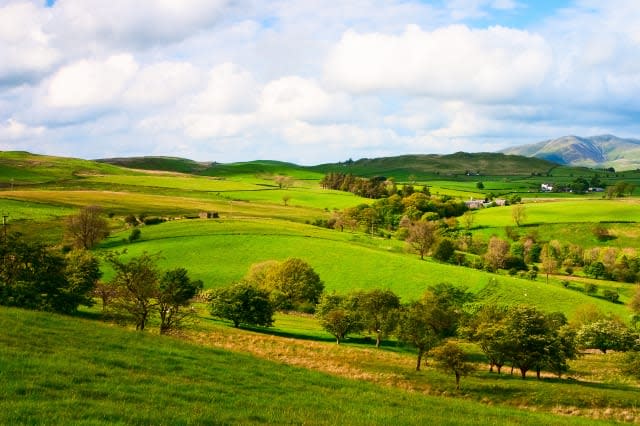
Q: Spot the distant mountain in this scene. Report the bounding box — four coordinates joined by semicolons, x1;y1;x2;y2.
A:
96;156;212;174
501;135;640;170
313;152;557;179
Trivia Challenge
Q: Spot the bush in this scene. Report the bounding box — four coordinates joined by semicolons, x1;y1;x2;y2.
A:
584;283;598;294
143;217;166;225
124;214;138;226
602;289;620;303
128;228;141;243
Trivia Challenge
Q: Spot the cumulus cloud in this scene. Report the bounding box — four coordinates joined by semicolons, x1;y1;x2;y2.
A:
49;0;229;49
325;24;552;102
44;54;138;109
0;1;58;84
124;61;203;107
0;118;45;141
260;76;351;122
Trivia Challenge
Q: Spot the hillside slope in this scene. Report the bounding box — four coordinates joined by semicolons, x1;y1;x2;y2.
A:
0;306;593;425
501;135;640;170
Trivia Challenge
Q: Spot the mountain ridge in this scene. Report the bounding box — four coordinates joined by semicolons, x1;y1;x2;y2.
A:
501;135;640;170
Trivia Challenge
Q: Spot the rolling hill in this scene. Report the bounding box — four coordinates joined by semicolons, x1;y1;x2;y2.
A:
501;135;640;170
100;152;560;181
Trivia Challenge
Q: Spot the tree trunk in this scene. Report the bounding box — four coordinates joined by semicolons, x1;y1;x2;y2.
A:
416;351;423;371
497;364;503;374
536;367;541;380
455;373;460;390
336;336;340;345
520;368;527;379
489;364;494;373
376;333;381;348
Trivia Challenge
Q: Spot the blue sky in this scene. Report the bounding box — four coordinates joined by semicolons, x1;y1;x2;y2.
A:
1;0;639;164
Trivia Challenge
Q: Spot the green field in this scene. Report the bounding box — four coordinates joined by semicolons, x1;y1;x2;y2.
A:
2;306;613;426
98;218;633;320
3;151;640;425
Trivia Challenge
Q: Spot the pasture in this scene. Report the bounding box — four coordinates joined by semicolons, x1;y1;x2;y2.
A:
99;218;633;320
1;306;611;426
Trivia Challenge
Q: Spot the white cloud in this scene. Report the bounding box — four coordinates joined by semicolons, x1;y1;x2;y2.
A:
189;63;259;114
325;24;552;102
49;0;229;49
44;54;138;108
260;76;351;122
0;118;45;140
124;61;203;107
0;1;58;83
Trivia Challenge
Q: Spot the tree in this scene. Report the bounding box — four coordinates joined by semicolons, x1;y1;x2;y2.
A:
511;204;526;227
476;181;484;190
630;286;640;323
396;300;441;371
576;319;635;353
354;289;400;347
65;205;110;249
433;238;456;263
484;237;510;271
430;342;474;390
502;305;552;379
262;258;324;311
209;282;274;328
406;220;438;260
585;261;605;279
106;252;160;331
0;233;98;314
157;268;203;334
274;175;293;189
462;303;509;374
462;210;474;230
63;250;102;312
540;244;558;284
282;194;292;206
316;293;362;344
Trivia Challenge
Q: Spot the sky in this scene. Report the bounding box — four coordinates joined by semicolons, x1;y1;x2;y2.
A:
0;0;639;164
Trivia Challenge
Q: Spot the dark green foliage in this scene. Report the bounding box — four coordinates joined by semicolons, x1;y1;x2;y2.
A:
0;234;99;314
602;289;619;303
433;238;456;263
158;268;203;334
124;214;138;226
584;282;598;294
143;216;166;225
63;250;102;312
476;181;484;190
128;228;141;242
210;282;274;328
585;262;605;279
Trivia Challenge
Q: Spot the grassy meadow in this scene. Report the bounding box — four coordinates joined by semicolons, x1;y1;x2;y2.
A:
2;306;617;426
3;151;640;425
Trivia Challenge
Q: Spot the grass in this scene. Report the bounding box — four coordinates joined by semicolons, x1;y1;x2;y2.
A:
1;306;612;426
97;218;632;320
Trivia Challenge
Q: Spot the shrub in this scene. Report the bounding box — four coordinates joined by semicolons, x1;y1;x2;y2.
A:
602;289;620;303
128;228;141;243
143;217;166;225
620;352;640;379
584;283;598;294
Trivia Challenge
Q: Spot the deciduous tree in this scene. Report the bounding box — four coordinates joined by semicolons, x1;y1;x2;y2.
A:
406;220;438;260
430;341;474;390
106;252;160;331
316;293;362;344
353;289;400;347
65;205;110;249
158;268;203;334
209;282;274;328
